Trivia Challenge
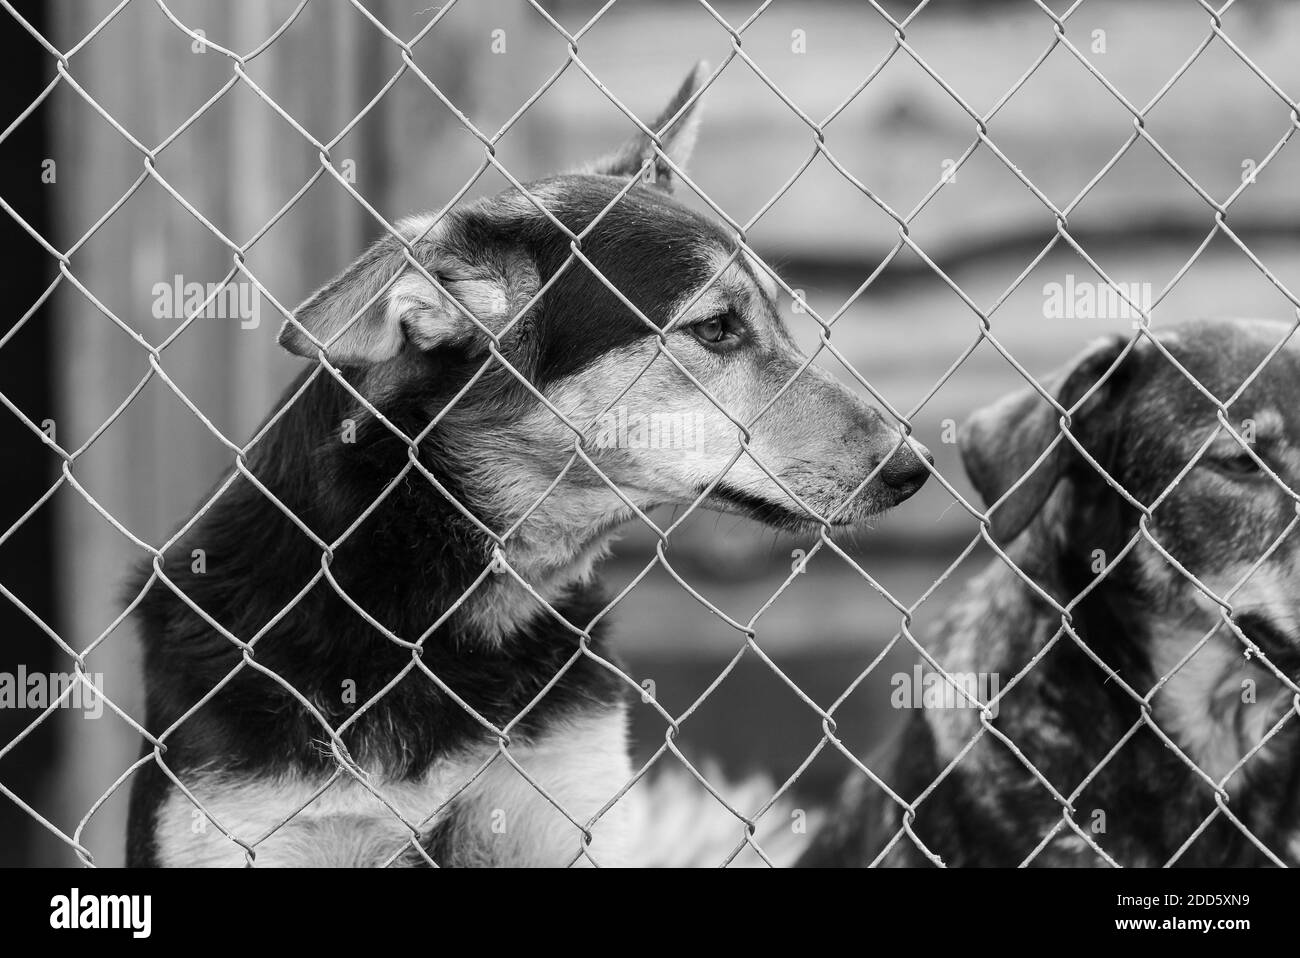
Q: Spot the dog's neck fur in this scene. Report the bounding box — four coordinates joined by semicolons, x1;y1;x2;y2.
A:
132;364;627;781
364;351;647;643
315;358;619;643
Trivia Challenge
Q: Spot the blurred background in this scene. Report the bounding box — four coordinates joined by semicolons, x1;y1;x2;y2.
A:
1;0;1298;865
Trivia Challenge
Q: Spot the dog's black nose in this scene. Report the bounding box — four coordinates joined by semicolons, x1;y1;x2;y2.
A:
880;441;933;497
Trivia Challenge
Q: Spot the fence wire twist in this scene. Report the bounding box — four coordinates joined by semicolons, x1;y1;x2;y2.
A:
2;0;1299;867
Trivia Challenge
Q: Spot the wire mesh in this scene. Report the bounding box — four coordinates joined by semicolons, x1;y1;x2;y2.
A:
2;0;1299;867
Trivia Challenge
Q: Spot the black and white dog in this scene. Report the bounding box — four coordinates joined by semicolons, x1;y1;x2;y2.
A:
801;319;1300;867
125;65;932;867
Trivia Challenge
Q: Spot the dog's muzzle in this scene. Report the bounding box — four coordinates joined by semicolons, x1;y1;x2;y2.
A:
878;441;934;502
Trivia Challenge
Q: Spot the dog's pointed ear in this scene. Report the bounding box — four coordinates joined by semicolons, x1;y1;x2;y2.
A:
959;335;1132;545
277;218;535;365
586;61;709;191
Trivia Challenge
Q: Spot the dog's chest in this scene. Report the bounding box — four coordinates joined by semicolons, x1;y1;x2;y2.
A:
1148;625;1294;786
152;706;634;866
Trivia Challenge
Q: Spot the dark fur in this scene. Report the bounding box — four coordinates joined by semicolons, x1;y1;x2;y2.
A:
802;320;1300;867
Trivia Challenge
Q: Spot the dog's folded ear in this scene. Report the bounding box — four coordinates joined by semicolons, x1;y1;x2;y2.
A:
960;335;1132;545
277;218;535;365
585;61;709;191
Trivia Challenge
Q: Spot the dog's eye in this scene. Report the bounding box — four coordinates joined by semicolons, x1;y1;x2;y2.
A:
694;316;726;343
1212;450;1264;477
689;312;740;348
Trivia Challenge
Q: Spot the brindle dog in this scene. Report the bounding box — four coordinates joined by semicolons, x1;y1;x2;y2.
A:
802;319;1300;867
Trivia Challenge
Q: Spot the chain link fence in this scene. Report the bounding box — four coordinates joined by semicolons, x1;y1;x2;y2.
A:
2;0;1300;866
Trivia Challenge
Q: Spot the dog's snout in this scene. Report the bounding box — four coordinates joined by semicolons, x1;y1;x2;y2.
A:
880;441;933;497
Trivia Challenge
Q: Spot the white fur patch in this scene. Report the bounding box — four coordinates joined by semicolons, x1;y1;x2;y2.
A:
1150;619;1292;786
152;707;634;867
625;762;817;867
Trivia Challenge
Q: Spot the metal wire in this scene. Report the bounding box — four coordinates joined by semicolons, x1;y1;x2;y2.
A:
2;0;1299;867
